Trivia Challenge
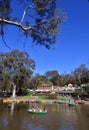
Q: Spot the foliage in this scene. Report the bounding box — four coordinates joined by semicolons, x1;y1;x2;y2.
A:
71;64;89;85
45;70;60;85
72;92;80;98
0;50;35;95
39;80;53;86
0;0;65;49
46;93;57;99
83;86;89;94
29;74;47;89
0;51;89;97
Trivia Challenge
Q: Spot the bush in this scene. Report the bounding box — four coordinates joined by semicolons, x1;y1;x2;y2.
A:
46;94;57;99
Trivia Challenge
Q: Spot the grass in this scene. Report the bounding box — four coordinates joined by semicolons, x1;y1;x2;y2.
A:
21;94;68;101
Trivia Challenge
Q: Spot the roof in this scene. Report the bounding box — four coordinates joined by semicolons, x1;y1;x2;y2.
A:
38;84;51;87
53;86;59;89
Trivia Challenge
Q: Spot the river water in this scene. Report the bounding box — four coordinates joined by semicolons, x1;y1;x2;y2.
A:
0;102;89;130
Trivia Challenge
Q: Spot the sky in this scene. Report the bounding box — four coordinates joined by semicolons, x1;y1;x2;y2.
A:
0;0;89;75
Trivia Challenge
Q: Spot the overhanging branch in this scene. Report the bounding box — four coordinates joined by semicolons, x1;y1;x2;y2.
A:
0;18;32;31
20;5;33;24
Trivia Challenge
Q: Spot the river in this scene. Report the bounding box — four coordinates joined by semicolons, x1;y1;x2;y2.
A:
0;102;89;130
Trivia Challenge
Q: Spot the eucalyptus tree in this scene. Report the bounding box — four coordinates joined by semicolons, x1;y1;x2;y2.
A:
0;52;11;94
59;74;71;86
29;74;47;90
71;64;89;85
0;50;35;95
45;70;60;85
0;0;64;49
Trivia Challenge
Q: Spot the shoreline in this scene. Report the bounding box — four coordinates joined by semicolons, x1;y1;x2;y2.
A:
1;96;89;105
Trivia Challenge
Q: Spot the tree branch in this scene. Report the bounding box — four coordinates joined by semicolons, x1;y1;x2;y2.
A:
0;18;32;31
20;5;33;24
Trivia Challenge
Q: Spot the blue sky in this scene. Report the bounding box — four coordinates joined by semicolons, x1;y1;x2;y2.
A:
0;0;89;75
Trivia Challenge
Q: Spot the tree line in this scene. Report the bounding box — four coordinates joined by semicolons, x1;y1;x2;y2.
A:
0;50;89;97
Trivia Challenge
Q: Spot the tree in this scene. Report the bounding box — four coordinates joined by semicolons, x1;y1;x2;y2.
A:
45;70;60;85
0;0;64;49
29;74;47;89
71;64;89;85
0;50;35;95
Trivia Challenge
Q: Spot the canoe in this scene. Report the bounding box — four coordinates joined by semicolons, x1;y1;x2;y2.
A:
27;109;47;114
68;103;79;106
58;101;66;104
77;101;85;105
3;99;20;103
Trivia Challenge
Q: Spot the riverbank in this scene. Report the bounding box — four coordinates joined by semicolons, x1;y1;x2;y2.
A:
16;96;89;105
1;96;89;105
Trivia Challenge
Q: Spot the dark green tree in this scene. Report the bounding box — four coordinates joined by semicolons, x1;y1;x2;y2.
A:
29;74;47;90
45;70;60;85
0;0;64;49
71;64;89;85
0;50;35;95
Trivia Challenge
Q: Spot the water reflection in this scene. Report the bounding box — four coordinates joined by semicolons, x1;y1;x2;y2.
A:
11;103;14;114
0;103;89;130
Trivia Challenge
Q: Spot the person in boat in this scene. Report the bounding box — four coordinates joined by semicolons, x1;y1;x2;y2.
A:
74;100;78;104
35;106;40;112
35;106;45;112
32;107;36;112
31;106;47;112
39;106;44;112
43;107;46;111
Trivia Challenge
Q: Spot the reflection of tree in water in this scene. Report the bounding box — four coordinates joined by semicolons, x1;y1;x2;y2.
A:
10;102;15;116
